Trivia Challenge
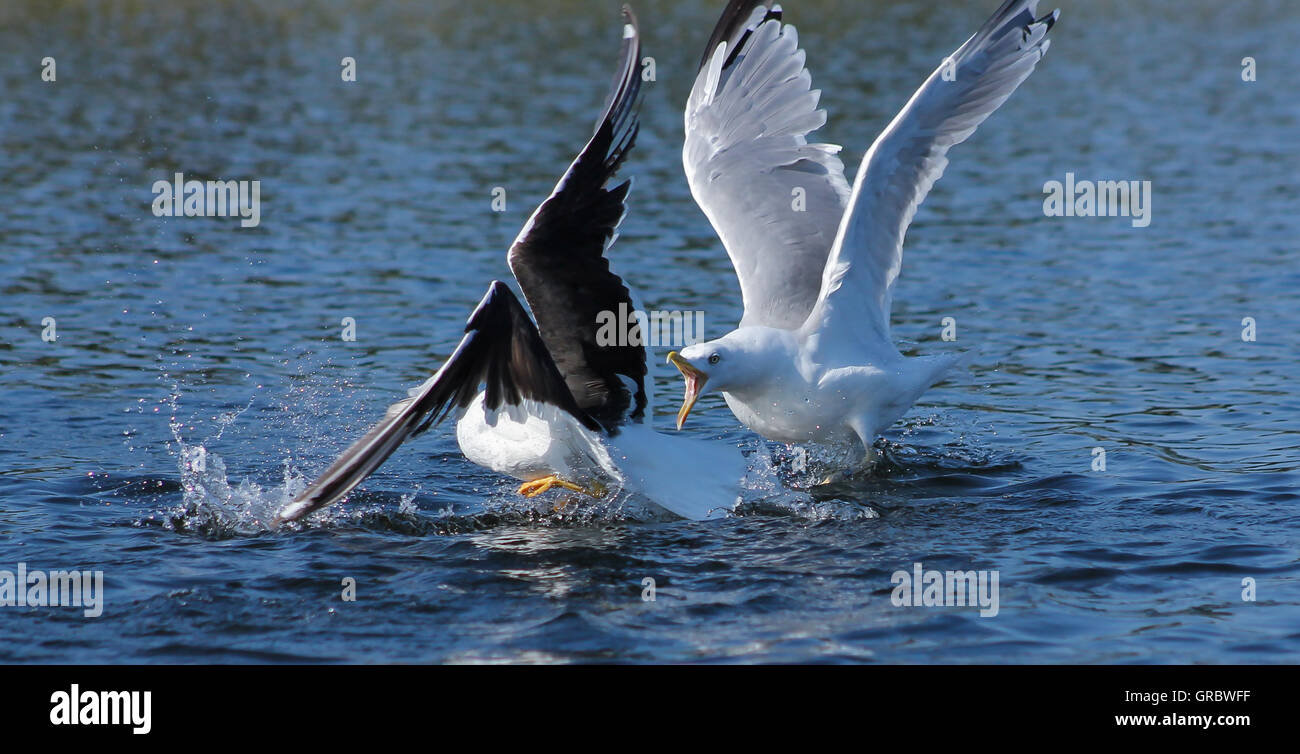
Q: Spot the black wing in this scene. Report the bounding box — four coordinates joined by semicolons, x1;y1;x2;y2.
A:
507;5;647;431
273;281;599;525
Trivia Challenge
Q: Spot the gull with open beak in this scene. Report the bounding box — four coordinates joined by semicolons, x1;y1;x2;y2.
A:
666;351;707;431
669;0;1058;472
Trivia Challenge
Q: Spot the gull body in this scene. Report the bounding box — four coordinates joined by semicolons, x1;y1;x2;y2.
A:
455;394;616;484
670;0;1058;467
678;327;957;453
275;8;744;525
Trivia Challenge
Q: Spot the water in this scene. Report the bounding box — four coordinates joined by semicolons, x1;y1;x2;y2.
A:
1;0;1297;663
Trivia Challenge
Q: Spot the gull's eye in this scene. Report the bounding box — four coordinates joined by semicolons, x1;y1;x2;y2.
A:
708;354;721;365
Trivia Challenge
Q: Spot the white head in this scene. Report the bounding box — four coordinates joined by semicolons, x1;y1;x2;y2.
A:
666;328;784;430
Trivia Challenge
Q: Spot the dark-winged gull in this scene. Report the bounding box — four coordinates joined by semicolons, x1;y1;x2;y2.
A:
275;7;744;525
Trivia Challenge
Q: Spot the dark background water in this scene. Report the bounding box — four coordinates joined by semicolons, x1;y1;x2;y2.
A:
1;0;1297;663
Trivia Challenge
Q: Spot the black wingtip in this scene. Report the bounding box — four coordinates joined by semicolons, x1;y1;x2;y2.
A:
595;2;643;138
696;0;779;73
587;4;644;186
960;0;1058;63
469;280;515;331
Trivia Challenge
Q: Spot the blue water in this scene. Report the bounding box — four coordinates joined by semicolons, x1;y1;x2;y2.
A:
1;0;1298;663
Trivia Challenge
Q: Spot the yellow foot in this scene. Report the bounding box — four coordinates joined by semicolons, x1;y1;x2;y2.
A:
516;476;607;500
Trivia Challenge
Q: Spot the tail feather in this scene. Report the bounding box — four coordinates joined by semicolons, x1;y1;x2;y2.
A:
608;424;745;520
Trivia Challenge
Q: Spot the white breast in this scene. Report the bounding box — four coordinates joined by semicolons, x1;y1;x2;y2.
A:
456;394;746;521
454;393;616;483
722;386;858;446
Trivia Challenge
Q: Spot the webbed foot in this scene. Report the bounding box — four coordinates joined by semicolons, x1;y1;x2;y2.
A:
517;476;608;504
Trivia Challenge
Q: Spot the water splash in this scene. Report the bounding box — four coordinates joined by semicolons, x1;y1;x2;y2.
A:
728;442;882;520
165;406;305;536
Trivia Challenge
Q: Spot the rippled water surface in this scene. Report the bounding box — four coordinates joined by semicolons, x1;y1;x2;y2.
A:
2;0;1298;663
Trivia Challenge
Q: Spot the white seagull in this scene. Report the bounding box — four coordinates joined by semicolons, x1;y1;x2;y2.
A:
274;7;744;525
667;0;1058;471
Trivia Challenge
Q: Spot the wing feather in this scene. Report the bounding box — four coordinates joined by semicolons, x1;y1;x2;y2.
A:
275;8;650;524
807;1;1059;355
684;2;851;329
507;6;647;429
273;282;597;525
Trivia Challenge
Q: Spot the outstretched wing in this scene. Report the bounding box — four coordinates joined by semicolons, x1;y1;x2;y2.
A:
276;9;647;524
806;1;1058;355
273;282;598;525
509;5;647;430
684;1;851;329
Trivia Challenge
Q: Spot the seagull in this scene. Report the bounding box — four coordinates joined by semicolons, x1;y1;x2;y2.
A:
667;0;1058;471
274;7;744;526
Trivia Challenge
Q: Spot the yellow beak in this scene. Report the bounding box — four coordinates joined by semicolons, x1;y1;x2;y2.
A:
666;351;709;430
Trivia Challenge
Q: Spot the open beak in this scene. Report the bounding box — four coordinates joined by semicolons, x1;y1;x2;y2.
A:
666;351;708;430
